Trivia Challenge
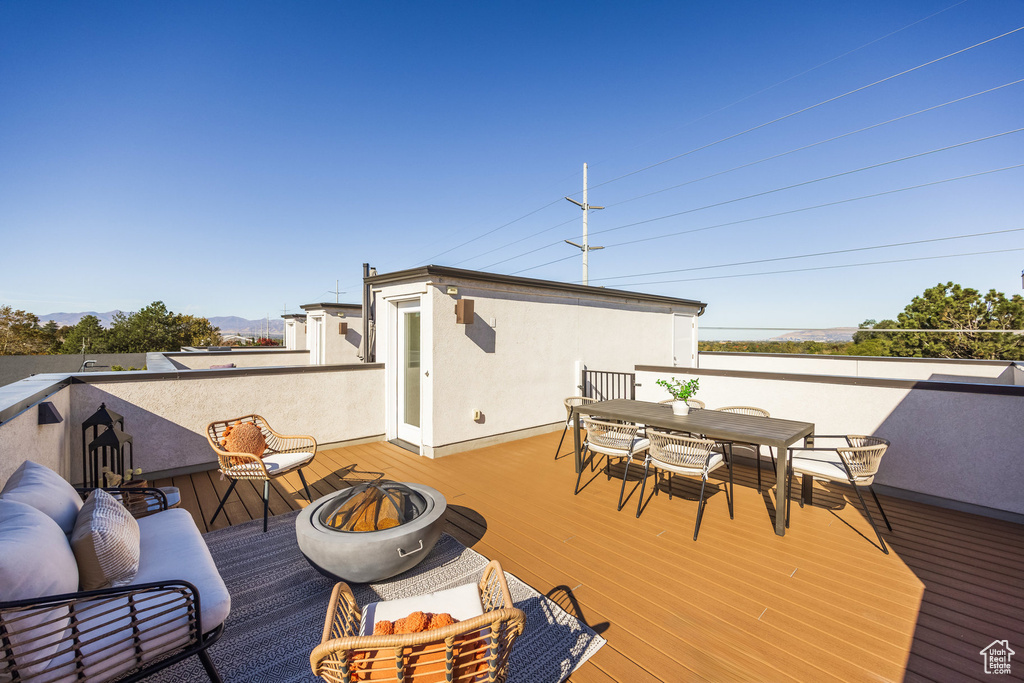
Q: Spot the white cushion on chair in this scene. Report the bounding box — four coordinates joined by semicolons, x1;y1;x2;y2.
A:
587;437;650;457
650;451;725;476
791;456;873;485
360;581;484;636
262;451;314;474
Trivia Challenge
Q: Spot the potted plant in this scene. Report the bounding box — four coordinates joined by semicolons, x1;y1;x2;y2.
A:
656;377;700;415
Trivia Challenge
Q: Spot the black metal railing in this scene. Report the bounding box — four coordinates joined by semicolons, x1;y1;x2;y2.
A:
580;369;636;401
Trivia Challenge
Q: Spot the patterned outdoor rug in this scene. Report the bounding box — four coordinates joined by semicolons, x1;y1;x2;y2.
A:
150;510;605;683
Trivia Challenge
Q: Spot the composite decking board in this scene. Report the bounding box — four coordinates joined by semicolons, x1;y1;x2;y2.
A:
341;446;874;681
432;457;913;680
178;432;1024;683
337;447;748;682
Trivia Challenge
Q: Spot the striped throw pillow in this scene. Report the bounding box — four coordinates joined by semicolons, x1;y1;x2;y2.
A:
71;488;141;590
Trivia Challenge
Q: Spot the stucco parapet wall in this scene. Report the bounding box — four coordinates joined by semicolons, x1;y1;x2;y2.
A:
0;374;72;426
637;364;1024;396
366;264;707;312
64;362;383;385
700;351;1014;367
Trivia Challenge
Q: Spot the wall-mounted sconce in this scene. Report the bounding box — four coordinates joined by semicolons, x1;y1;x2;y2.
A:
446;286;459;295
455;299;475;324
38;401;63;425
338;322;348;334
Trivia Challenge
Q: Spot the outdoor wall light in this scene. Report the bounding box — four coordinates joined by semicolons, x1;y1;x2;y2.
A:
38;401;63;425
446;286;458;295
456;298;475;324
339;322;348;334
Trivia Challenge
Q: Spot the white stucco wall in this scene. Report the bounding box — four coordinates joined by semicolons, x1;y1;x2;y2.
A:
699;352;1017;384
167;350;311;369
285;319;307;350
374;276;701;456
66;365;384;483
304;307;363;365
636;366;1024;516
0;385;72;488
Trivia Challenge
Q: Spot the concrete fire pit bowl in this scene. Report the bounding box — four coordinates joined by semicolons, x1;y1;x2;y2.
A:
295;481;447;583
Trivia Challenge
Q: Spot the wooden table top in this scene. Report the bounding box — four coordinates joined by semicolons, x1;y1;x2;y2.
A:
575;399;814;449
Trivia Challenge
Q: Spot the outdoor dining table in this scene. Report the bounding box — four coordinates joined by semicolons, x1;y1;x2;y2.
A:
572;399;815;536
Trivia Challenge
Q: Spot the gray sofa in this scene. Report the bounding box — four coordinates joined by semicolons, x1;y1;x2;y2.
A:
0;460;229;682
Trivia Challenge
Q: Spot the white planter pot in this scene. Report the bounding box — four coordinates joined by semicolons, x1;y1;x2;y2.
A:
672;400;690;416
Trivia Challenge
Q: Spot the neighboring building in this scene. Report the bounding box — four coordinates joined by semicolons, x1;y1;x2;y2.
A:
366;265;706;457
299;303;363;365
282;314;307;351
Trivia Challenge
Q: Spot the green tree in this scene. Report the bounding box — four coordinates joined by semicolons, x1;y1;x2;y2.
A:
884;283;1024;360
0;305;46;355
59;315;109;354
179;314;222;347
107;302;222;352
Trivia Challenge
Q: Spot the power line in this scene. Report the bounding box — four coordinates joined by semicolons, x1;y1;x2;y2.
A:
589;227;1024;284
586;24;1024;193
507;164;1024;274
588;128;1024;240
603;79;1024;211
608;247;1024;286
458;79;1023;270
586;0;971;173
391;4;983;270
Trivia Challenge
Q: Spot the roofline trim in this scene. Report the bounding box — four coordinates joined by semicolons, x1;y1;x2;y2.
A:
365;265;707;313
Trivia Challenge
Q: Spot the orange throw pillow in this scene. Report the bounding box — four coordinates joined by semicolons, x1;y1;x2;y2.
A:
223;422;266;465
357;612;476;682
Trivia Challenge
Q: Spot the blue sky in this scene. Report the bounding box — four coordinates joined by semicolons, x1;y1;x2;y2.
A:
1;1;1022;335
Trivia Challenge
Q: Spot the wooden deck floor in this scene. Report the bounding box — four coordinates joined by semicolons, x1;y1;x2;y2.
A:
157;433;1024;682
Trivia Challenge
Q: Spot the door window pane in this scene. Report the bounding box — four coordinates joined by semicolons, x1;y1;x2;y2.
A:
403;311;420;428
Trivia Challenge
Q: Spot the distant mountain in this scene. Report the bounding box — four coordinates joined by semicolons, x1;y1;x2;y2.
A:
770;327;858;342
36;310;284;336
38;311;120;327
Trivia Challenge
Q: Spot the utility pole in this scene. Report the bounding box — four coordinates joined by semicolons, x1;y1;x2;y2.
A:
328;280;344;303
564;162;604;285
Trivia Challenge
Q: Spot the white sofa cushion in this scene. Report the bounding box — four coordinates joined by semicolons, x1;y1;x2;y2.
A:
0;460;83;535
0;499;79;678
70;489;141;590
360;582;484;637
26;508;231;683
135;508;231;631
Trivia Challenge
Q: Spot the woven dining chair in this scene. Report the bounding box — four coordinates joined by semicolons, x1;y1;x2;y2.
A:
714;406;774;492
787;435;893;553
575;417;649;511
206;415;317;532
555;396;598;459
640;431;733;540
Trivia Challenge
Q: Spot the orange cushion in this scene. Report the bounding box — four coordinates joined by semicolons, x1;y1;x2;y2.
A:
223;422;266;465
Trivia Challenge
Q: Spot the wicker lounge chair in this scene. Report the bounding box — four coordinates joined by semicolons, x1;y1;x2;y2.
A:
310;559;525;683
206;415;317;532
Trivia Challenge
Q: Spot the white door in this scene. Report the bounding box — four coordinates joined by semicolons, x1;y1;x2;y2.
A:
309;316;325;365
673;314;695;367
395;300;422;444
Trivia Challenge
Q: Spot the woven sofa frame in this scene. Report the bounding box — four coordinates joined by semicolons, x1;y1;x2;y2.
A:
310;560;526;683
0;490;224;683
